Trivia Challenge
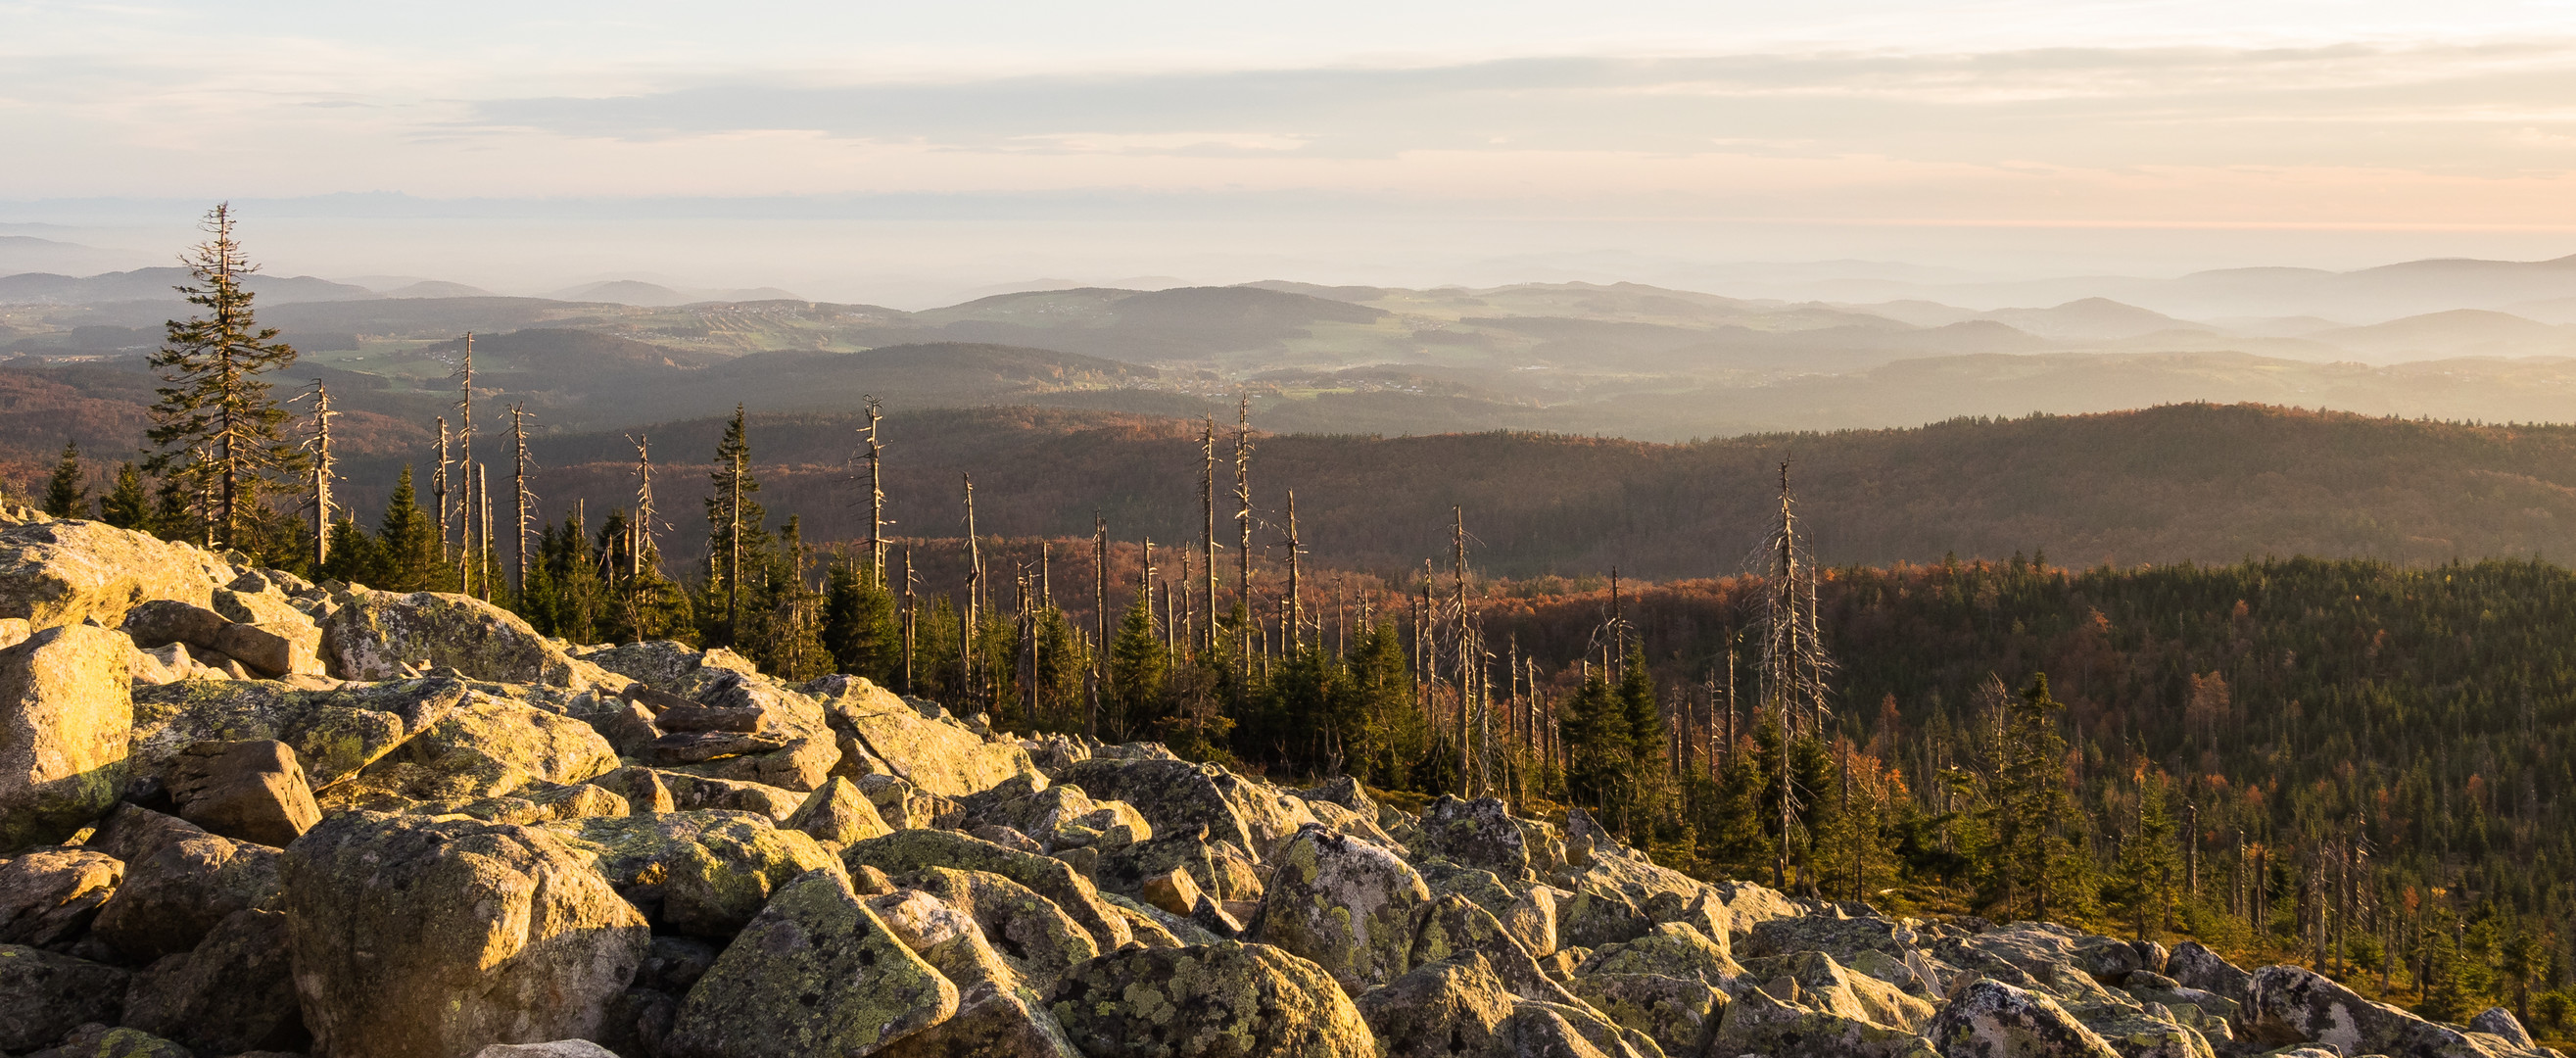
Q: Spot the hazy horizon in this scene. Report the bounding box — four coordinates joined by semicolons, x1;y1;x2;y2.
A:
14;1;2576;306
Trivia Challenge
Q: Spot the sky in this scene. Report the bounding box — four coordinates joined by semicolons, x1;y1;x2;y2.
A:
9;0;2576;305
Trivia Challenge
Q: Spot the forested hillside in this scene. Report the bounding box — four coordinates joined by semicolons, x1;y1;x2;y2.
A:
267;402;2576;577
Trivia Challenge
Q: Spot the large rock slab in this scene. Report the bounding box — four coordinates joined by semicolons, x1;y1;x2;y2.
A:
0;943;129;1052
1052;758;1257;857
90;828;280;959
879;980;1083;1058
843;829;1129;950
1415;795;1532;879
129;676;469;790
2247;964;2518;1058
1927;980;2122;1058
1249;826;1430;995
809;675;1036;797
120;908;309;1055
167;738;321;846
0;848;119;947
343;695;619;803
569;810;843;938
1356;952;1525;1058
1714;982;1936;1058
0;520;233;630
900;866;1101;996
282;811;650;1058
0;624;133;850
1568;972;1724;1057
1046;939;1375;1058
321;591;582;687
663;868;959;1058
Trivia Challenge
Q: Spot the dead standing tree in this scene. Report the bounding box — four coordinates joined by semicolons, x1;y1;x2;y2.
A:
295;381;337;568
453;333;476;587
1755;460;1837;890
510;404;535;598
858;396;889;584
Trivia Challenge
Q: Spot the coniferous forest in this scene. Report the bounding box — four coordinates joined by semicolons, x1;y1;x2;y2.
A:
40;206;2576;1042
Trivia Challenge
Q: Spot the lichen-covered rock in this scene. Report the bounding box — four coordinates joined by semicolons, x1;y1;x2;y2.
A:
119;908;308;1055
2247;963;2511;1058
2471;1007;2536;1049
469;1043;622;1058
2123;971;2239;1027
1746;912;1922;963
129;676;467;791
22;1022;195;1058
1927;980;2123;1058
346;695;619;803
282;811;650;1058
968;781;1151;853
1942;925;2128;1007
1707;878;1804;939
663;868;959;1058
1407;892;1587;1008
1053;758;1258;859
321;591;583;687
809;674;1037;797
2165;942;2253;1008
2070;1001;2216;1058
1249;826;1430;995
1715;983;1938;1058
786;776;895;847
1357;952;1523;1058
453;781;633;826
1047;939;1375;1058
879;980;1084;1058
1209;767;1324;860
0;520;233;630
0;848;119;947
1095;828;1265;903
570;810;843;938
0;943;130;1052
901;866;1100;995
0;625;133;851
1741;949;1932;1032
868;887;1021;990
214;618;327;678
1587;920;1747;987
1568;973;1724;1058
843;829;1130;950
1416;795;1532;878
1557;885;1653;950
90;829;279;959
1502;884;1561;957
167;739;320;846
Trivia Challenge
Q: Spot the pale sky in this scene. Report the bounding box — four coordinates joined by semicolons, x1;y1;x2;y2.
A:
10;1;2576;302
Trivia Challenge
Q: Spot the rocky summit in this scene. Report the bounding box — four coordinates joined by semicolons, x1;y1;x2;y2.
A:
0;508;2560;1058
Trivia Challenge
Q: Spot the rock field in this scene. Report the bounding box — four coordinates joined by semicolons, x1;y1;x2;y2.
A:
0;510;2561;1058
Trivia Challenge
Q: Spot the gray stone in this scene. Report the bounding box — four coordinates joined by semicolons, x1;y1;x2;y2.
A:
0;625;133;851
1927;979;2123;1058
282;811;650;1058
119;908;308;1055
663;869;959;1058
1416;795;1532;879
1248;826;1430;995
90;830;279;960
166;739;319;847
0;848;119;947
0;943;129;1052
1046;939;1376;1058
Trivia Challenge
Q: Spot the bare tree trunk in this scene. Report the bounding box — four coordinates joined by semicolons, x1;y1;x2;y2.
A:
1201;415;1218;652
510;404;533;599
1091;515;1106;739
862;397;886;584
456;334;475;586
306;383;334;568
1285;490;1303;652
434;416;450;561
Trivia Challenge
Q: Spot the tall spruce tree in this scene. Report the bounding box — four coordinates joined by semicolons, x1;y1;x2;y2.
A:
823;560;902;686
146;204;302;552
98;463;149;530
42;442;86;518
703;406;767;647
